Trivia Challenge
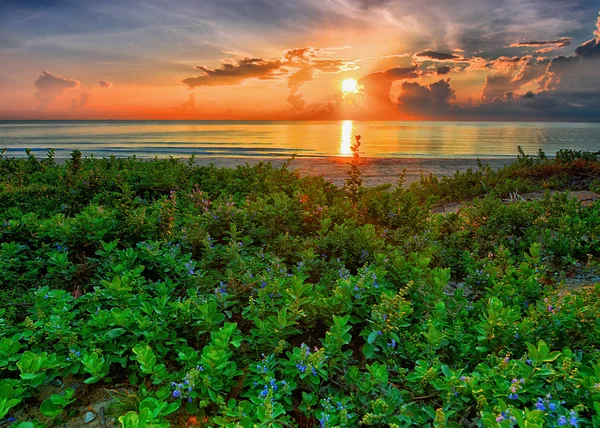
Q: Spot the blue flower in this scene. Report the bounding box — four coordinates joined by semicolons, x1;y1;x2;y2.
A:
535;399;545;411
558;416;567;426
569;412;578;427
172;390;181;398
508;393;519;400
549;403;556;411
260;387;268;397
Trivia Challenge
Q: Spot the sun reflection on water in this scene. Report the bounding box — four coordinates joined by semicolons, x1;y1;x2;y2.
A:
339;120;353;156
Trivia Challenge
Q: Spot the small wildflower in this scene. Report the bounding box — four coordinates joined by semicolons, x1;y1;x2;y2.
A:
535;398;545;411
172;390;181;398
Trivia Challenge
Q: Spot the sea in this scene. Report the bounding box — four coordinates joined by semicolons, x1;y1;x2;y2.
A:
1;120;598;160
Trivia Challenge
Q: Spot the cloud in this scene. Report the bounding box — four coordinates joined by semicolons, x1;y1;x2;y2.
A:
181;93;196;112
358;66;419;106
414;50;466;62
287;67;313;111
396;78;455;115
480;56;548;101
33;71;80;108
71;93;89;111
509;37;571;53
99;80;113;88
182;57;284;88
437;65;451;75
182;46;356;111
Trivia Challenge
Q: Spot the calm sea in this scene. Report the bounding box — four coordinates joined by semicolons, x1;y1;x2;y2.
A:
0;120;599;160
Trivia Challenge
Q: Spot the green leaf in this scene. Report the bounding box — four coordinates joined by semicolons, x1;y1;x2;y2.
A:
40;398;62;417
367;331;380;344
362;343;376;359
107;328;127;338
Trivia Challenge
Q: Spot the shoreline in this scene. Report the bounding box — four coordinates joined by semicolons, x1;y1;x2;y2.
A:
45;155;516;187
199;156;516;186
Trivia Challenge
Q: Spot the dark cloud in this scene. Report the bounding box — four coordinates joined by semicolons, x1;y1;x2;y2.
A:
437;65;451;75
575;37;600;57
355;0;393;9
33;71;80;109
182;57;284;88
358;66;419;106
396;79;455;114
414;50;465;62
509;37;571;53
98;80;113;88
480;57;548;101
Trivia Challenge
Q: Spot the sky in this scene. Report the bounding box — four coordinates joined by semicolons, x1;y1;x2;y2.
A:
0;0;599;121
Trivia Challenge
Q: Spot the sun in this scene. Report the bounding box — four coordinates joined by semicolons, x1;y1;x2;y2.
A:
342;79;359;94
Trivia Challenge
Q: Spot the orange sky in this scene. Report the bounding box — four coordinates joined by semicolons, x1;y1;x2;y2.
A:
1;1;599;121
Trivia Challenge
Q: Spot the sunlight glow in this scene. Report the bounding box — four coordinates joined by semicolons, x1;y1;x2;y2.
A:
339;120;353;156
342;79;359;94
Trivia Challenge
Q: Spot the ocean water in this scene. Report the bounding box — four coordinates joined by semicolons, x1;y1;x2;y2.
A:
0;120;599;160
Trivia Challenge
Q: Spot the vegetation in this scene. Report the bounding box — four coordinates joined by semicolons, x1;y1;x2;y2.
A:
1;145;600;427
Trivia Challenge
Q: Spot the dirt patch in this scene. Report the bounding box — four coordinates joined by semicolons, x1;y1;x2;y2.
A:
431;190;600;214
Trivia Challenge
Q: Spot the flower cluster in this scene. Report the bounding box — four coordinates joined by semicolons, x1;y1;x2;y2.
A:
317;397;353;428
535;395;579;427
172;365;204;403
495;410;517;424
66;349;81;361
508;378;524;400
185;260;195;276
215;281;228;296
295;343;327;378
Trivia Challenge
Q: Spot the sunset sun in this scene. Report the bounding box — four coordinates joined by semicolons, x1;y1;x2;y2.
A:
342;79;359;94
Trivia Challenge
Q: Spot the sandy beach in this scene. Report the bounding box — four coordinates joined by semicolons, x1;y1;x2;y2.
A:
191;156;516;187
